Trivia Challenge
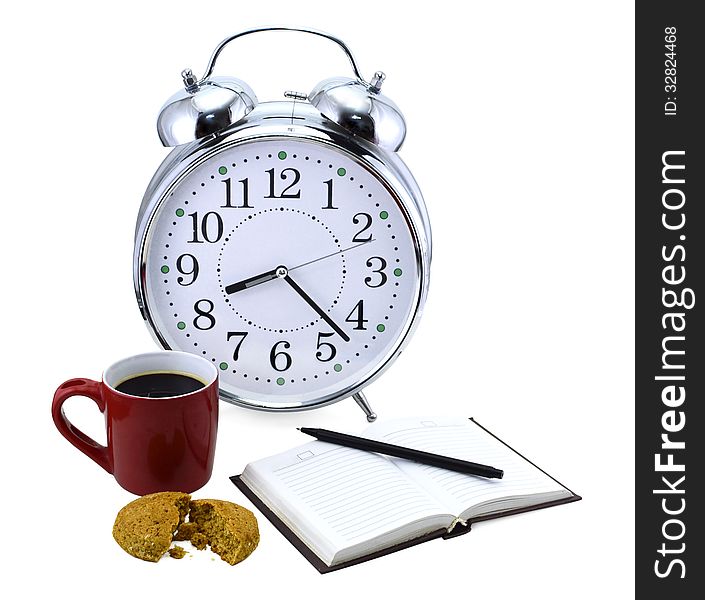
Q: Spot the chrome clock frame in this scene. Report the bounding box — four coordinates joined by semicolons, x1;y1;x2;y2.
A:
134;101;431;418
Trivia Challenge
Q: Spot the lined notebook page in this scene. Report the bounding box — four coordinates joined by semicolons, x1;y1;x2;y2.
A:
364;417;570;519
242;440;451;562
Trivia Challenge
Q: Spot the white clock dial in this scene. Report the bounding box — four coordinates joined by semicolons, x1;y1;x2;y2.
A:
143;139;421;408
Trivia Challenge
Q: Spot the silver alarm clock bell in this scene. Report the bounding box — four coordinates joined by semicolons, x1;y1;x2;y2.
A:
156;27;406;152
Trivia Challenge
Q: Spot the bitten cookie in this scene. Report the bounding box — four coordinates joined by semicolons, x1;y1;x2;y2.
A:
112;492;191;562
177;499;259;565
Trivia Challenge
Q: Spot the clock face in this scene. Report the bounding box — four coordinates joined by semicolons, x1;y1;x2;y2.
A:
142;138;421;408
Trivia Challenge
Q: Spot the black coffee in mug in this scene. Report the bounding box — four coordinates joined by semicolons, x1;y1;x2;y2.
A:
115;372;205;398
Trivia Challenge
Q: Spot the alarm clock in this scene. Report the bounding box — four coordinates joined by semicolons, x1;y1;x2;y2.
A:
133;27;431;420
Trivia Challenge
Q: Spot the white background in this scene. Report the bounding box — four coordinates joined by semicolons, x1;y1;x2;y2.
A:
1;1;634;598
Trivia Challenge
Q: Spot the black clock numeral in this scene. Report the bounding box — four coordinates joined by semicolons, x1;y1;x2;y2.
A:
365;256;388;288
265;168;301;199
226;331;248;361
188;211;223;243
315;332;337;362
175;254;199;286
270;340;293;371
322;179;338;210
193;299;216;330
352;212;373;243
221;177;252;208
345;300;368;330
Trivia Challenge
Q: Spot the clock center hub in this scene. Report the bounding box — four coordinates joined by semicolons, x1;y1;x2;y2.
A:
217;208;346;332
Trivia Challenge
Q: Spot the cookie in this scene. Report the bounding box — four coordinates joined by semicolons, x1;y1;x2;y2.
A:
183;499;259;565
112;492;191;562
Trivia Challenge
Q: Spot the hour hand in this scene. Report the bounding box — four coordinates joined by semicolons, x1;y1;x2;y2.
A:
224;266;283;294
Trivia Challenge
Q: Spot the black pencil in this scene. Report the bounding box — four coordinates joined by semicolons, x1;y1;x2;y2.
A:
298;427;504;479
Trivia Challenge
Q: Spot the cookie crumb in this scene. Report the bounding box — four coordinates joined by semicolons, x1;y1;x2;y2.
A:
191;532;208;550
168;546;188;559
174;522;198;542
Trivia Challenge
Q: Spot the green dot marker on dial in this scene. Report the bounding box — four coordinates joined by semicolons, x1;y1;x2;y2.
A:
161;265;169;274
379;210;389;219
218;166;228;175
376;324;386;333
219;362;228;371
337;167;346;176
334;363;343;372
394;268;403;277
278;151;287;160
177;321;186;330
276;377;285;386
175;208;185;217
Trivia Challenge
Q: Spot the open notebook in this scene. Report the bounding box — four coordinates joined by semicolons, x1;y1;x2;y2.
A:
231;417;580;573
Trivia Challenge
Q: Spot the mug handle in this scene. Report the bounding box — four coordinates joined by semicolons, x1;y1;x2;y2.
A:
52;378;113;473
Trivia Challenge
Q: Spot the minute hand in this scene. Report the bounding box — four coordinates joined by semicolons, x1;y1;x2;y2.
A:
283;275;350;342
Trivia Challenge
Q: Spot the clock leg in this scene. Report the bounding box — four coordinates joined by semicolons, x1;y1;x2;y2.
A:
352;391;377;422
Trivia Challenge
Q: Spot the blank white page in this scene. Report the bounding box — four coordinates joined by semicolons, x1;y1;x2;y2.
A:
363;417;571;519
241;440;451;564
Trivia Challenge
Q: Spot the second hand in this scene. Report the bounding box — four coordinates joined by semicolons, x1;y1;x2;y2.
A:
225;239;374;300
288;238;375;273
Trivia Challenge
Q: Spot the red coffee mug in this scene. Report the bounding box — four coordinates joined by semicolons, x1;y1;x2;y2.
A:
52;351;219;495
